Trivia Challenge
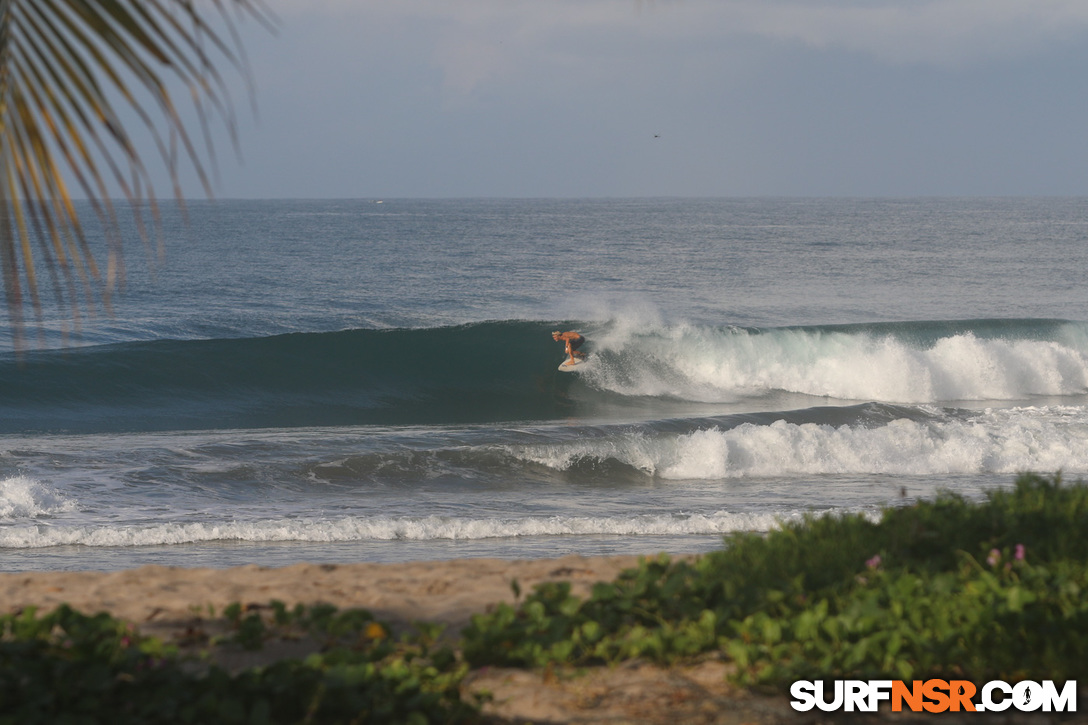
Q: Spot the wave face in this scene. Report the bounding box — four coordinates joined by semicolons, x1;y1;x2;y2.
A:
2;318;1087;433
0;322;568;432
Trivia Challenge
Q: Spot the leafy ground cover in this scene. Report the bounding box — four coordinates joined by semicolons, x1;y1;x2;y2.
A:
463;473;1088;686
2;473;1086;723
0;601;476;724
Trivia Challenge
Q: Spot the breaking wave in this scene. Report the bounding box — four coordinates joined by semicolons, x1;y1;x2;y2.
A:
1;318;1085;433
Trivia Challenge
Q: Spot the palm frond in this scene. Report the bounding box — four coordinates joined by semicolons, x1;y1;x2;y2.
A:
0;0;273;349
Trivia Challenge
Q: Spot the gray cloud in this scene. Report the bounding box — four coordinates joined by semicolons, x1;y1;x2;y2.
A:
270;0;1088;69
117;1;1088;197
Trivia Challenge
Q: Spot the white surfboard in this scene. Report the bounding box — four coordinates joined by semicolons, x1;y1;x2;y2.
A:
558;356;590;372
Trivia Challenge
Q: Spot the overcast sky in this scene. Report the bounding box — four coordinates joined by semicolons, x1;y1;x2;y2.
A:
162;0;1088;198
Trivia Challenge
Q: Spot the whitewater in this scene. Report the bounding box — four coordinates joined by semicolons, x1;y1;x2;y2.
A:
3;197;1088;571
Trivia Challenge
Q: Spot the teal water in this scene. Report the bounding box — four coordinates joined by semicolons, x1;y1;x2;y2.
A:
3;198;1088;571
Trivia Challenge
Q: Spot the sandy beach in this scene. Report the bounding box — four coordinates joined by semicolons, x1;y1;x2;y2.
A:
0;553;794;724
0;554;650;635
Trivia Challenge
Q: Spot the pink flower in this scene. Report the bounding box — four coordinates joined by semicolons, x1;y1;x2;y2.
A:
1015;544;1026;561
866;555;882;569
987;549;1001;567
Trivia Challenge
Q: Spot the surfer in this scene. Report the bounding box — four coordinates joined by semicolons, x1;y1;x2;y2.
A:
552;330;587;365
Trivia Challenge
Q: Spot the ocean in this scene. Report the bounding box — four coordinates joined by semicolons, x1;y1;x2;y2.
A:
3;197;1088;572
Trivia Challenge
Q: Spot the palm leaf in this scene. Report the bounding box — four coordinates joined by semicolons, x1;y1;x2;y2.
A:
0;0;273;349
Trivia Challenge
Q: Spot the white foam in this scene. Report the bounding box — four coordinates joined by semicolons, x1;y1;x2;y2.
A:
0;476;76;519
0;510;796;549
511;406;1088;479
586;325;1088;404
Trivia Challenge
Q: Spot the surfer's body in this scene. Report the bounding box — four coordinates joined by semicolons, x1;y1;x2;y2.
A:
552;331;587;365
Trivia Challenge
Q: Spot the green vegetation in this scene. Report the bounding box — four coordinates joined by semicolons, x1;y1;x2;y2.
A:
464;472;1088;685
0;600;475;725
3;473;1087;722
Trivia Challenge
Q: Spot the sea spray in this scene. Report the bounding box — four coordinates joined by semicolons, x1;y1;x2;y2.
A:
584;320;1088;404
0;476;76;519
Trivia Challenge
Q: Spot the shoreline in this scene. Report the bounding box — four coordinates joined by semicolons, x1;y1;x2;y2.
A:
7;512;1087;723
